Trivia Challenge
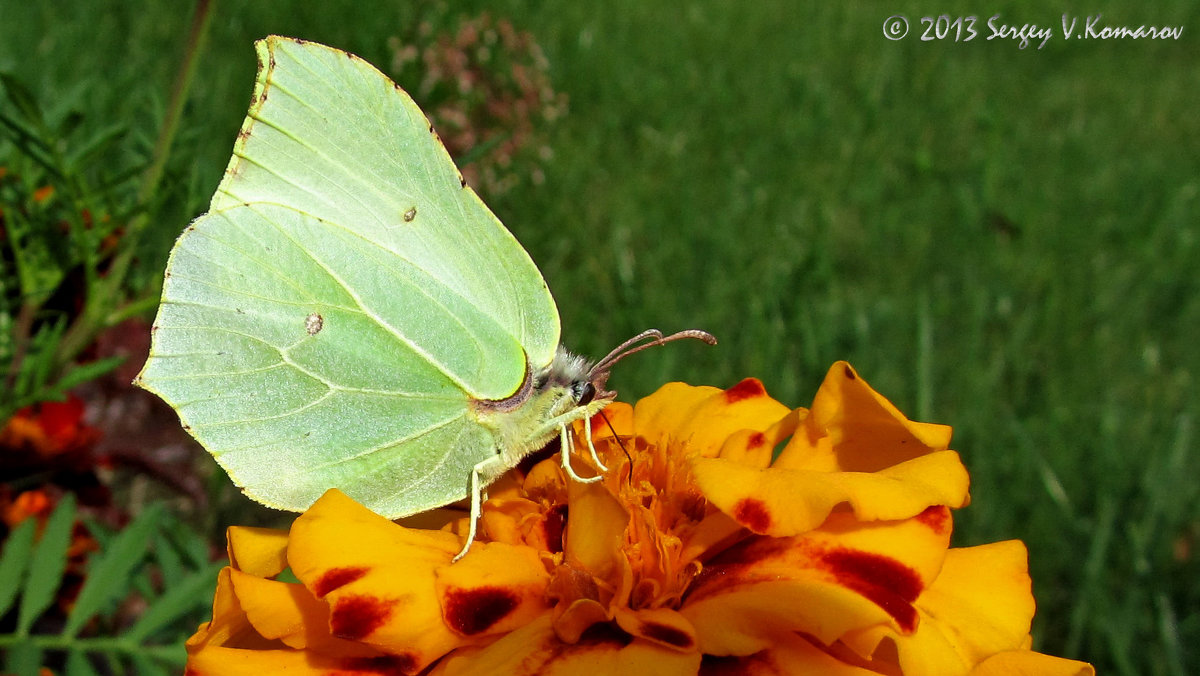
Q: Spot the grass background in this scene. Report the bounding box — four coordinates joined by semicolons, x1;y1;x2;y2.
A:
2;0;1197;673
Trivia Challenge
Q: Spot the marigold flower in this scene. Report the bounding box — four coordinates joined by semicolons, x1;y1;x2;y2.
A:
0;395;100;459
185;362;1094;675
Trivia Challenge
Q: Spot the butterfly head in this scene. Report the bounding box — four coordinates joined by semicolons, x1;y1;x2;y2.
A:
543;329;718;410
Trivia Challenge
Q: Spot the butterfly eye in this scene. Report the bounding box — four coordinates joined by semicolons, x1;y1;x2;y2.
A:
574;382;596;406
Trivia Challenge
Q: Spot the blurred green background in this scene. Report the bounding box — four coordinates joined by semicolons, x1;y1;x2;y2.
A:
2;0;1196;673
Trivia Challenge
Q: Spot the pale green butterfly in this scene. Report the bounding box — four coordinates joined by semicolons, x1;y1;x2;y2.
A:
135;36;713;560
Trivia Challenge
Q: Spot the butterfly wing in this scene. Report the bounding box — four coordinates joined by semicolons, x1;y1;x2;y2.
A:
137;36;559;517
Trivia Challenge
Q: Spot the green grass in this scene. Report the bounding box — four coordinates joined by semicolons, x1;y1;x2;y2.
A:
3;1;1197;673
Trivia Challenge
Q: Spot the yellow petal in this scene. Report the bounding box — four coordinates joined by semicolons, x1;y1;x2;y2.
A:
695;451;968;537
226;527;289;578
969;650;1095;676
914;542;1035;662
430;613;702;676
634;380;792;459
776;362;953;473
697;631;881;675
287;489;469;669
435;541;551;637
683;510;952;655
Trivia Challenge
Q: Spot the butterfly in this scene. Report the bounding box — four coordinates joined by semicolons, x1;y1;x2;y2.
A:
136;36;713;559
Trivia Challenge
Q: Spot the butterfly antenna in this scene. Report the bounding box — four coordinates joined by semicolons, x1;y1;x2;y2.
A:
597;409;634;486
588;329;717;380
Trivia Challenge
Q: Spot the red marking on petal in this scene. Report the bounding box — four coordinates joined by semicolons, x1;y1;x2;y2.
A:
337;654;419;675
639;621;694;649
732;498;772;533
843;364;857;380
330;595;392;640
747;431;766;449
700;651;780;675
315;566;369;598
724;378;766;403
577;621;635;647
913;505;951;535
444;586;519;635
683;536;796;604
823;548;921;632
543;504;567;553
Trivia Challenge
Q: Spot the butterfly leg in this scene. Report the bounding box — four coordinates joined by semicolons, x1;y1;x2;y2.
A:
454;455;504;562
559;423;602;484
583;414;609;472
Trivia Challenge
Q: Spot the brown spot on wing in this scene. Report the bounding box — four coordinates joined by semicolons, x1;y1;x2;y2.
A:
443;586;519;635
305;312;324;336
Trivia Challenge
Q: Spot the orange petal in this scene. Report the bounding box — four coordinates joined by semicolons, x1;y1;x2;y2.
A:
613;606;697;653
430;613;702;676
226;568;380;658
480;495;558;550
682;509;952;656
694;451;969;536
698;631;881;675
287;489;468;669
228;569;325;648
843;540;1039;671
678;510;746;566
969;650;1095;676
187;645;420;676
187;567;276;652
634;380;792;459
435;541;551;638
587;401;634;442
227;527;289;578
716;409;802;469
776;362;953;473
552;596;611;644
564;477;630;580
